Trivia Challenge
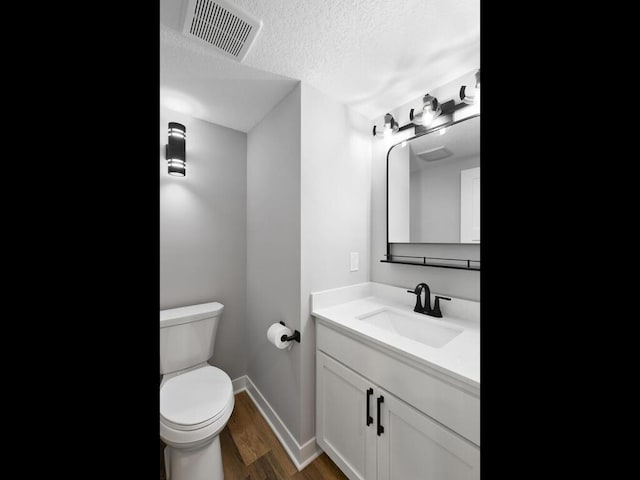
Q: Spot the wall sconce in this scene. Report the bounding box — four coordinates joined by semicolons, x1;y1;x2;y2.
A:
166;122;186;176
409;94;442;127
460;70;480;105
372;113;399;137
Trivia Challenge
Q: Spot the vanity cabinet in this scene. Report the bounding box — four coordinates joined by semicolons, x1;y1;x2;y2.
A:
376;385;479;480
316;351;377;480
316;323;480;480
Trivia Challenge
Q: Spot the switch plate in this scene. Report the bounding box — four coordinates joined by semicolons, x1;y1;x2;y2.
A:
350;252;359;272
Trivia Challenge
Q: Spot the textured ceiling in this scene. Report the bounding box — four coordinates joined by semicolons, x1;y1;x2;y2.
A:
160;24;299;132
160;0;479;128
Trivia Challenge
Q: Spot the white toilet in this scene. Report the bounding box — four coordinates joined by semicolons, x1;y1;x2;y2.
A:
160;302;235;480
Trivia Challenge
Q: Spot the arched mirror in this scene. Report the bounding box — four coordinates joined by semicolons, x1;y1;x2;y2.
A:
384;113;480;269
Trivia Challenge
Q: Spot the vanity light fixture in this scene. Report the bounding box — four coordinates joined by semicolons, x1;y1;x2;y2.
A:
166;122;186;176
409;94;442;127
460;70;480;105
372;113;399;138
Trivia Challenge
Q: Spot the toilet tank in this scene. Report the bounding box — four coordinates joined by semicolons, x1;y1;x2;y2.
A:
160;302;224;375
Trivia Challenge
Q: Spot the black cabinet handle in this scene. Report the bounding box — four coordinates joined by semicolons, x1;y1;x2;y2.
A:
366;388;373;426
377;395;384;436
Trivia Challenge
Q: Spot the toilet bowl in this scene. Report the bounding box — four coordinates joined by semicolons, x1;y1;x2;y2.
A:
160;302;233;480
160;365;234;480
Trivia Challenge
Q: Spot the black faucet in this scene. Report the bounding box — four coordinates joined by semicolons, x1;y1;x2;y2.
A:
406;283;451;318
407;283;429;313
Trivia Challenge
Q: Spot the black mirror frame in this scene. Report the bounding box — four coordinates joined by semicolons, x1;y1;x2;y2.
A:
382;113;481;271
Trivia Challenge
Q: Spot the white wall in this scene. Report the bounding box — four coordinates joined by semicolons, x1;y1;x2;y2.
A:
388;145;411;242
409;154;480;242
245;82;371;449
370;69;481;301
160;107;247;380
300;83;372;443
246;85;303;441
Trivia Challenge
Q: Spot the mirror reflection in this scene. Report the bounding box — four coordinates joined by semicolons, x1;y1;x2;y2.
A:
388;115;480;244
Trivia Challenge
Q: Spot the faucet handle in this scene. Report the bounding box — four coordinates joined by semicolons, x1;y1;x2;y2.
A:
432;296;451;317
407;288;423;312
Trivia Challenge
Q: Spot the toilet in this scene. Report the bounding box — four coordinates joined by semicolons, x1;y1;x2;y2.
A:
160;302;234;480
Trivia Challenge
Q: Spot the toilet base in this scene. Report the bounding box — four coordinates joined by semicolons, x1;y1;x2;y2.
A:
164;435;223;480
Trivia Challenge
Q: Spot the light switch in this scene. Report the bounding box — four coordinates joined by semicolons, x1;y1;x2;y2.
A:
350;252;359;272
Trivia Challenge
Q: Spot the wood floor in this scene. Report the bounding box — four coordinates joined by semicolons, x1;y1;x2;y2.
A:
160;391;348;480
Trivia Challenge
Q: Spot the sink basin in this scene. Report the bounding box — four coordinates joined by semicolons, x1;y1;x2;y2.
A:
355;308;463;348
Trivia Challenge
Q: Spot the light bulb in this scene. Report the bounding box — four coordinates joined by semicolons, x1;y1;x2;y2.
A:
381;113;398;136
422;107;435;124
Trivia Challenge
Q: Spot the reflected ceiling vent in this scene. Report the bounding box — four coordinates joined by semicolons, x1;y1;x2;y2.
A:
417;146;453;162
182;0;263;62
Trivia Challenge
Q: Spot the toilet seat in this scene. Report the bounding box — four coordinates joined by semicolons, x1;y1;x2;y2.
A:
161;366;233;438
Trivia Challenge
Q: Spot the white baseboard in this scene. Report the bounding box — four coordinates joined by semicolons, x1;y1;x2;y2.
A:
231;375;247;394
230;375;322;470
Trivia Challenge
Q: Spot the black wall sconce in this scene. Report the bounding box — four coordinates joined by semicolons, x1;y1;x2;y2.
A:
166;122;186;176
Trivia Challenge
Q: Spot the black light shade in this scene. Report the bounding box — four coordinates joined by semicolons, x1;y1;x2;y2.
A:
460;70;480;105
166;122;186;176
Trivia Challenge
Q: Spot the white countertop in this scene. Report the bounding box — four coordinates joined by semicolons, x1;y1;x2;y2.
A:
311;282;479;390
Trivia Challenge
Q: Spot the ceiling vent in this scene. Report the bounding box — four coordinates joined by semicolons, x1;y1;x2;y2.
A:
417;146;453;162
181;0;263;62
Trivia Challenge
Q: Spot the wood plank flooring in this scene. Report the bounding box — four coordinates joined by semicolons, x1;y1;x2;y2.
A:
160;391;347;480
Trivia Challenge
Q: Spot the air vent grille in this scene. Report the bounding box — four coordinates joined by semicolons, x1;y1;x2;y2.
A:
417;146;453;162
182;0;263;62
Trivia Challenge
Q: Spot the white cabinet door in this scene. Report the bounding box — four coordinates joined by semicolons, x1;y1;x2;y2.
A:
317;351;377;480
377;387;480;480
460;166;480;243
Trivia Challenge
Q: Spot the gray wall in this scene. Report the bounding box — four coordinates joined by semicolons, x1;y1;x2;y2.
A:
244;82;372;447
409;154;480;242
299;83;372;444
370;69;481;301
160;107;247;380
388;144;411;242
246;85;303;441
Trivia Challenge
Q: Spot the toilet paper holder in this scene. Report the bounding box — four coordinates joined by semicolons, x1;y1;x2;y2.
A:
279;321;301;343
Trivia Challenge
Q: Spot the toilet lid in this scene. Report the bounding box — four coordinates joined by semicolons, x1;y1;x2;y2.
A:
160;366;233;430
